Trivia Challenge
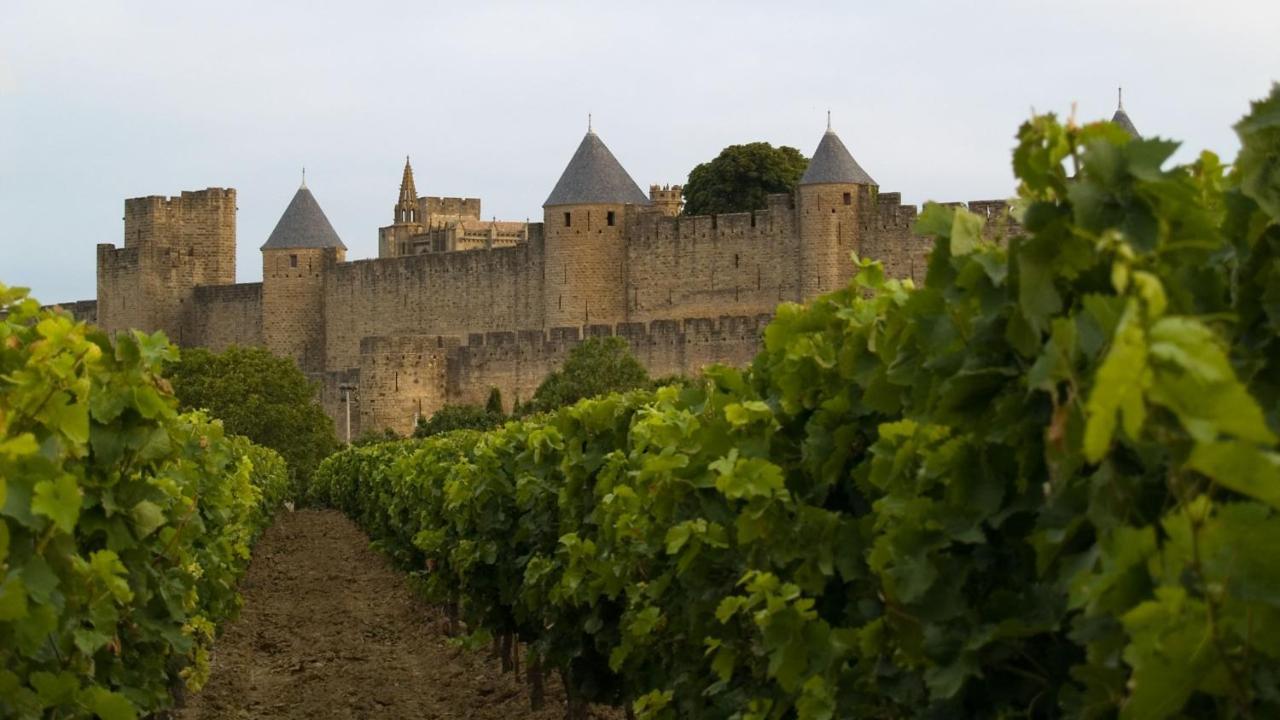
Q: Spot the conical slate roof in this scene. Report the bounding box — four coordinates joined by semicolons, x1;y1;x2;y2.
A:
800;129;877;186
261;185;346;251
543;131;649;207
1111;109;1140;139
1111;88;1141;139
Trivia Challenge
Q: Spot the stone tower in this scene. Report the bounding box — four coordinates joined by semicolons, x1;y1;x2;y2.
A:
261;177;346;372
796;121;876;299
96;188;237;343
648;185;683;217
378;157;425;258
542;126;649;328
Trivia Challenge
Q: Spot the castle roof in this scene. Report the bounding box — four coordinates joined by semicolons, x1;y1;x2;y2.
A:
398;156;417;206
261;185;347;251
1111;89;1140;139
544;130;650;207
800;128;877;186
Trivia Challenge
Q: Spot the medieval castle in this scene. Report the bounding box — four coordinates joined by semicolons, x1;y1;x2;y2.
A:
55;104;1141;438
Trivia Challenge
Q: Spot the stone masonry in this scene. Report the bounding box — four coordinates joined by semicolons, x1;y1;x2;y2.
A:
76;120;1036;438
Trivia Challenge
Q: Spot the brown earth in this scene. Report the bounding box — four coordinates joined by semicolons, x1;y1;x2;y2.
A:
178;509;601;720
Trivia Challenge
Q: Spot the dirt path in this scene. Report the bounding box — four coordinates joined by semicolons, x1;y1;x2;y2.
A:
178;509;575;720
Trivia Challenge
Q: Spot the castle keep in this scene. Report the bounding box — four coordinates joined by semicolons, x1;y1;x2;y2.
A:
68;114;1090;437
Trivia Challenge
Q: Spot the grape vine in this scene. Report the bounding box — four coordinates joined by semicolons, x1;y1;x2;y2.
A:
312;84;1280;718
0;286;289;719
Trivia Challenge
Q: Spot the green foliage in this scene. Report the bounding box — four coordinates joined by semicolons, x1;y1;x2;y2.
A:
485;386;504;415
0;285;288;719
168;346;338;487
352;427;401;446
309;85;1280;718
529;336;649;414
413;404;503;438
682;142;809;217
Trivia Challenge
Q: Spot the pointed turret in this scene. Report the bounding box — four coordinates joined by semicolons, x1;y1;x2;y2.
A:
541;123;644;328
1111;88;1141;139
261;176;345;372
543;129;649;207
796;118;875;300
396;156;419;223
260;183;346;251
800;123;876;186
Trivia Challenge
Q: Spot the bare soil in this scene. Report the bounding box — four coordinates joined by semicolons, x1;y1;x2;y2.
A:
178;509;592;720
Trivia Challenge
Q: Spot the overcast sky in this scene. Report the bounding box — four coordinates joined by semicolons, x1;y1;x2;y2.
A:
2;1;1277;303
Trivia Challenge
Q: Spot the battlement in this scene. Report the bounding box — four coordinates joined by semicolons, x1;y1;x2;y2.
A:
648;184;684;217
420;196;481;223
193;281;262;304
369;314;774;356
124;187;236;212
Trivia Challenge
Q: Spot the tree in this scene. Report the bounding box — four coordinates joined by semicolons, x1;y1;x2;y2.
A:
682;142;809;216
414;404;503;438
529;336;649;412
167;346;338;486
485;386;504;415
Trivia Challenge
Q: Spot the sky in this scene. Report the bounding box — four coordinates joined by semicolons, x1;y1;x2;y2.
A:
1;0;1277;304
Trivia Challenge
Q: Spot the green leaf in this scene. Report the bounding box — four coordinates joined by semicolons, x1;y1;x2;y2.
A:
88;550;133;603
950;208;985;256
85;687;138;720
30;670;79;707
19;555;59;605
1120;587;1216;720
0;572;28;620
796;675;836;720
130;500;166;539
31;473;82;534
1084;300;1149;461
1188;441;1280;510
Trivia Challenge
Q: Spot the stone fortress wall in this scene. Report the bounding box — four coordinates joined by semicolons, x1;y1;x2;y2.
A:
77;125;1024;438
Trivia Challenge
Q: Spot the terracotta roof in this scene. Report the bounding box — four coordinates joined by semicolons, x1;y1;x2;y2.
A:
800;129;877;186
261;186;346;251
543;131;649;207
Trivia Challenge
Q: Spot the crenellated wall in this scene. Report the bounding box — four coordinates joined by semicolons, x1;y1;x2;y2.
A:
72;178;1028;441
324;229;546;371
187;282;263;350
624;194;801;324
350;314;774;435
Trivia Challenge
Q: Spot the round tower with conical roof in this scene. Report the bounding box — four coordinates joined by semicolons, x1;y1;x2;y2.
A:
261;176;347;372
796;120;877;300
542;125;649;328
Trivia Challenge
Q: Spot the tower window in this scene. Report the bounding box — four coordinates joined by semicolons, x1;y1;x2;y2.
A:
564;212;572;227
843;192;852;206
290;254;298;268
607;211;616;226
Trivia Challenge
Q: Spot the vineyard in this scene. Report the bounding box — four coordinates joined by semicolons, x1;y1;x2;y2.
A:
308;87;1280;719
3;85;1280;719
0;289;288;718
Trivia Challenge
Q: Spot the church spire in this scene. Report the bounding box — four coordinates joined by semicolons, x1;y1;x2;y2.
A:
395;156;419;224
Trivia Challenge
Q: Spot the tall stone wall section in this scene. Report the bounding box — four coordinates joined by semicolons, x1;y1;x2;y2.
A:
323;230;546;371
187;282;263;350
623;195;800;324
